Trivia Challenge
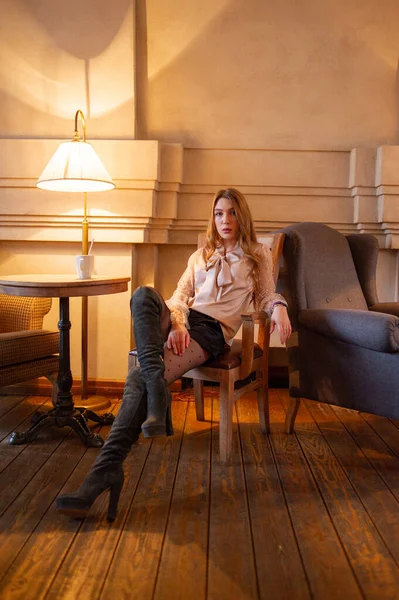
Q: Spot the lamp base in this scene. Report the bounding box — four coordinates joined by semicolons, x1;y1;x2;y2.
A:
74;394;112;412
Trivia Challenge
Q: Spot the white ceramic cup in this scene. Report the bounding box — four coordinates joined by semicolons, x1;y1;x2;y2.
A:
75;254;94;279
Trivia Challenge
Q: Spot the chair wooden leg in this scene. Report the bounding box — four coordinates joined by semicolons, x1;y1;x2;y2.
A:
128;353;138;371
256;371;270;434
219;373;234;465
193;379;205;421
285;398;301;433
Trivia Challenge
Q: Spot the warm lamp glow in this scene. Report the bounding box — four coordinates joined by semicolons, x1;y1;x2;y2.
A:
36;140;114;192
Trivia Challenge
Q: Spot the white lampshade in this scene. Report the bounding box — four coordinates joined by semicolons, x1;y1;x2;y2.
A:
36;140;115;193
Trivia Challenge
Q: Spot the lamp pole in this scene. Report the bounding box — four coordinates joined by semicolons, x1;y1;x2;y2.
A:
81;193;89;400
75;110;90;401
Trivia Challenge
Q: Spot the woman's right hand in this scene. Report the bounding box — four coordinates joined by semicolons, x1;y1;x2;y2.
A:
167;323;191;356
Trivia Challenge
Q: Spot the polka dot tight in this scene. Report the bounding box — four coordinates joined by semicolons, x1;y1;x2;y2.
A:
163;339;210;384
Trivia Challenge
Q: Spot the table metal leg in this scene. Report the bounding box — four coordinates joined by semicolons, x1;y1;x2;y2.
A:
9;297;114;447
57;295;73;410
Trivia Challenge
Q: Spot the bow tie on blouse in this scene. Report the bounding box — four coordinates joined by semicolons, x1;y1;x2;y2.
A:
206;247;242;300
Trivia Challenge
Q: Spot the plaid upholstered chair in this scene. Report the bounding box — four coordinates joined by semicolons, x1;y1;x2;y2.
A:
0;295;59;402
281;222;399;432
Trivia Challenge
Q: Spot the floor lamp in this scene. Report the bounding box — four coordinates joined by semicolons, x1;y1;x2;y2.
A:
36;110;115;408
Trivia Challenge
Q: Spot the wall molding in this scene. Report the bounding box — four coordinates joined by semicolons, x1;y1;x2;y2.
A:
0;140;397;378
0;140;398;247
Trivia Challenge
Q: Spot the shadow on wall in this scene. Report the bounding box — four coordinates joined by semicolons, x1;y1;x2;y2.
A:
0;0;135;136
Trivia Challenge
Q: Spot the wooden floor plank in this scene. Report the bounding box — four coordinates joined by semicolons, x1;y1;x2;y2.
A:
0;396;49;444
98;400;188;600
0;396;27;419
361;413;399;461
0;434;93;582
207;395;258;600
0;399;72;519
45;409;155;600
154;399;212;600
305;401;399;566
0;409;118;600
332;407;399;502
270;390;362;600
0;398;55;477
280;393;399;599
236;395;310;600
0;391;398;600
0;395;56;493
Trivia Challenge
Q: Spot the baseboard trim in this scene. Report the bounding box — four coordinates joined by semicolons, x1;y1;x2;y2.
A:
0;367;287;398
0;377;183;398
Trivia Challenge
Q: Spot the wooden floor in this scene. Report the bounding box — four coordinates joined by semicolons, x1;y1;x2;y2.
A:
0;388;398;600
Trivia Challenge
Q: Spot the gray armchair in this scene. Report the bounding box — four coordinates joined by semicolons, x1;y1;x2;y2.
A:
281;222;399;432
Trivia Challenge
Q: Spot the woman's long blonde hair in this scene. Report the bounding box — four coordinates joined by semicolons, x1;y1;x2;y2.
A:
203;188;262;307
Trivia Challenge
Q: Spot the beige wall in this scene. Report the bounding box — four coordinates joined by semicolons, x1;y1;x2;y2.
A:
144;0;399;149
0;0;398;382
1;0;398;147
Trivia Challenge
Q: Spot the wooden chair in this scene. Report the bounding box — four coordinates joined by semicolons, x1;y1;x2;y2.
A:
183;233;285;464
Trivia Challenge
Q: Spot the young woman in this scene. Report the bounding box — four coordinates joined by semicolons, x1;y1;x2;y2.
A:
56;188;291;521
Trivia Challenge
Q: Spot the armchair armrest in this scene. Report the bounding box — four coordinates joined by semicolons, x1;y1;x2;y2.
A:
369;302;399;318
0;295;52;333
299;308;399;353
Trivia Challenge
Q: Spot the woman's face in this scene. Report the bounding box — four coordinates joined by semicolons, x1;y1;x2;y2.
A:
214;196;239;247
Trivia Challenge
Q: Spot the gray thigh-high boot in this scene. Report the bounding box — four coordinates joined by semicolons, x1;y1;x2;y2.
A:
131;286;173;438
56;368;147;521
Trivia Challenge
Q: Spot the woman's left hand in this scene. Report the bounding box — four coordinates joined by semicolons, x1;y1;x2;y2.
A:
270;305;292;345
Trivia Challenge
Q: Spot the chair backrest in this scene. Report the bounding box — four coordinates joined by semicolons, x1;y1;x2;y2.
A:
282;222;369;314
0;295;52;333
257;234;285;285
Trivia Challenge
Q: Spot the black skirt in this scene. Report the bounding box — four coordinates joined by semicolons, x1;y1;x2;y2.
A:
187;309;226;359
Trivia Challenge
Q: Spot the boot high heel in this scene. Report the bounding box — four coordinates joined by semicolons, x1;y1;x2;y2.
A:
56;465;124;522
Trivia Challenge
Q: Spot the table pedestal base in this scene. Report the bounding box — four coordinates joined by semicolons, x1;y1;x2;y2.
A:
8;408;115;447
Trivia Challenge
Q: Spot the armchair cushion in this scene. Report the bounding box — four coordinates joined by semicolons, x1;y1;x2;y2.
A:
0;356;59;388
0;330;59;368
299;308;399;353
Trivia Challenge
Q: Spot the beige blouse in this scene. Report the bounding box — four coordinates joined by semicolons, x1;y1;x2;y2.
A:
166;243;287;344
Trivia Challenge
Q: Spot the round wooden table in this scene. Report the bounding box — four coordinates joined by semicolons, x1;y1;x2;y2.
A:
0;275;130;447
